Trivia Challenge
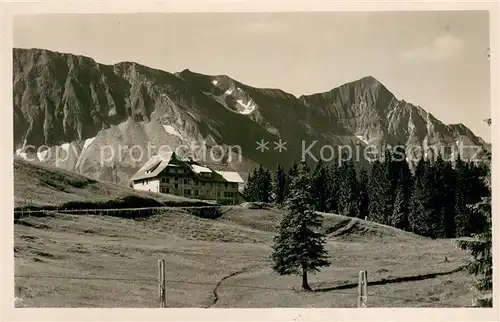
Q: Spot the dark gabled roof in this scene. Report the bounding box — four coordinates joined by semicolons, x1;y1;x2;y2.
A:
145;160;162;173
130;152;174;181
131;153;245;184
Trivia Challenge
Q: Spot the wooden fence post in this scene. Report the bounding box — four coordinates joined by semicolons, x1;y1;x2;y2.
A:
357;270;368;308
158;259;166;308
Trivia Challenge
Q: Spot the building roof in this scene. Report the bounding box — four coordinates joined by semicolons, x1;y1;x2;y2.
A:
130;152;174;181
215;170;245;184
191;164;213;174
131;152;245;184
203;162;235;172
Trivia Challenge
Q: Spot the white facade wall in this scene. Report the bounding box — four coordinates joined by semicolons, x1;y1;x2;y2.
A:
133;178;160;193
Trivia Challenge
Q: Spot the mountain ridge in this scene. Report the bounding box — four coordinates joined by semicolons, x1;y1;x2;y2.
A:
13;47;488;184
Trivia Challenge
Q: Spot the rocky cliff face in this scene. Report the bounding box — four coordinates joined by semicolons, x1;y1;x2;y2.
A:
13;48;488;183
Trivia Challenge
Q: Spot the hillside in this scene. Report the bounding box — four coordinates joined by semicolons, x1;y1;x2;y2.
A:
14;206;472;308
13;48;489;183
12;158;473;307
14;157;212;209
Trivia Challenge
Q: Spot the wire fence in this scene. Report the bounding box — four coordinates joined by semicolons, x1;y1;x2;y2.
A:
14;205;238;215
14;273;470;308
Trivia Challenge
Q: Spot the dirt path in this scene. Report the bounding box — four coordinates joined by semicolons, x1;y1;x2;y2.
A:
207;265;260;308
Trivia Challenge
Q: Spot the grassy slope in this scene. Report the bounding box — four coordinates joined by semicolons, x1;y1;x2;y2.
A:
14;207;474;308
13;159;474;307
14;158;211;208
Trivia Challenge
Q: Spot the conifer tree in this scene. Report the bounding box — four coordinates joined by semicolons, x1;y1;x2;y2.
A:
243;168;259;201
390;145;412;230
413;154;428;181
432;153;448;236
455;155;471;237
326;162;340;213
357;167;370;219
465;162;489;235
408;159;433;236
456;121;492;307
285;162;299;198
391;183;408;229
243;165;272;202
409;157;443;238
458;193;492;306
368;149;394;224
338;159;358;217
259;167;273;202
271;162;330;291
289;162;299;177
368;159;382;219
442;158;457;237
273;164;287;206
310;160;329;212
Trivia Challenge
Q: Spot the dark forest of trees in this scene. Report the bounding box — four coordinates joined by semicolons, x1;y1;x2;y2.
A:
267;123;491;303
244;148;490;239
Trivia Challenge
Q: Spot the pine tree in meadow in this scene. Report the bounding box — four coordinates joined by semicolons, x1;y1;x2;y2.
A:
310;160;329;212
357;167;370;219
271;162;330;291
273;164;287;206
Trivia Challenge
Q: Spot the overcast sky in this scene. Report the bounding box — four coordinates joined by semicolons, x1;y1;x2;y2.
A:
14;11;491;141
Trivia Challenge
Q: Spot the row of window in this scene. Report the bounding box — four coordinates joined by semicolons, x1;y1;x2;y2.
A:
160;177;235;188
169;167;186;174
159;186;237;198
138;178;237;192
168;166;212;177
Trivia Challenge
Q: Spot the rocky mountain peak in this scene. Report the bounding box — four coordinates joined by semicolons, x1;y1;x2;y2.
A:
13;47;488;184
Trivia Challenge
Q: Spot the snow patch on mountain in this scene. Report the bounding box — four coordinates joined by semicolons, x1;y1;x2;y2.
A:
163;125;183;139
83;137;95;152
212;80;218;86
408;114;416;133
185;111;198;121
225;87;234;95
236;99;256;115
